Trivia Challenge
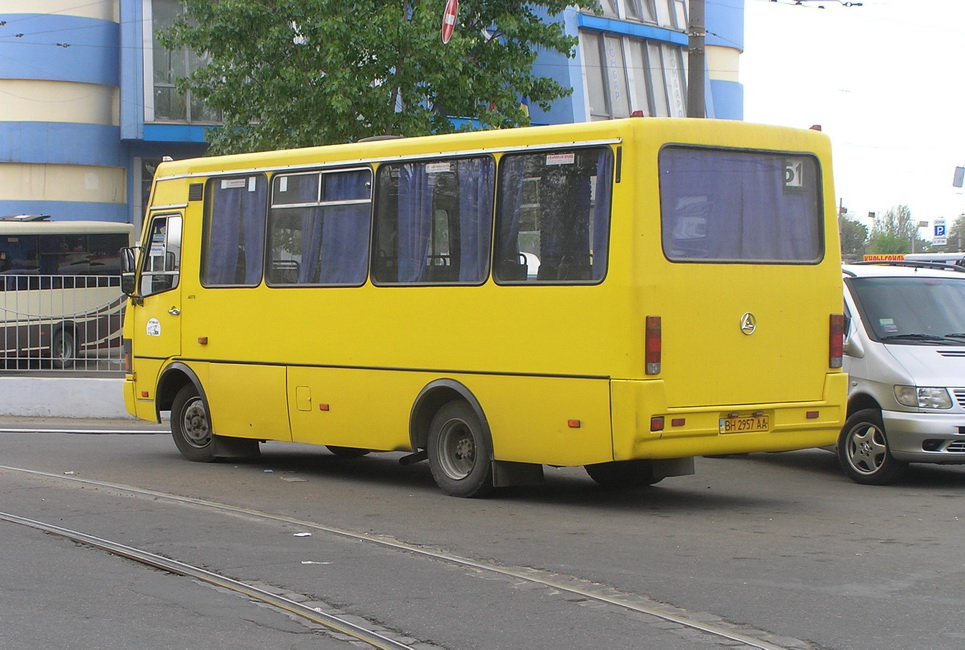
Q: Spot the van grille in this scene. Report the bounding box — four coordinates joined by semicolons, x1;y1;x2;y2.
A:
938;350;965;358
946;441;965;453
955;389;965;408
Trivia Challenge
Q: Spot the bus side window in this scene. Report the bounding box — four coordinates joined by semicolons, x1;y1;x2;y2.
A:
373;157;493;285
494;147;612;284
140;215;182;297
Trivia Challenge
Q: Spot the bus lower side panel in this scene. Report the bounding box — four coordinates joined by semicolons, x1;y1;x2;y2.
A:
129;362;847;465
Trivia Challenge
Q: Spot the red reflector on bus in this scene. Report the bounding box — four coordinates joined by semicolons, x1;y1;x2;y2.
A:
197;336;208;345
319;403;330;412
567;419;581;429
671;418;686;427
806;410;819;419
645;315;661;375
829;313;845;368
140;391;149;398
650;416;664;431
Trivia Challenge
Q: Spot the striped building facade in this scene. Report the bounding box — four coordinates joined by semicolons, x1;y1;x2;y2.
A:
0;1;745;229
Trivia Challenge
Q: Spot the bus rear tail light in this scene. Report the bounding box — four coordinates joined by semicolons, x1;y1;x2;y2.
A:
829;314;844;368
645;316;661;375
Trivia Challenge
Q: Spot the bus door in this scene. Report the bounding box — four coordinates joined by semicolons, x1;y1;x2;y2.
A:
131;213;183;394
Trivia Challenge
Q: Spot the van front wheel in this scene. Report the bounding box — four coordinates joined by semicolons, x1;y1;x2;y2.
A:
837;409;907;485
171;385;215;462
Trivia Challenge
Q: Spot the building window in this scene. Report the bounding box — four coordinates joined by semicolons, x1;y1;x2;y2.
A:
597;0;685;28
150;0;221;123
582;32;688;119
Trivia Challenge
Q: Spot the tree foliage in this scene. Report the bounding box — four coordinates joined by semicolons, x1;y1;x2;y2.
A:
866;204;924;254
162;0;587;154
942;214;965;252
838;213;868;261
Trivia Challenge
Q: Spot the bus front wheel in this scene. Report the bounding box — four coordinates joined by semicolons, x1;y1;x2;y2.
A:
427;401;494;498
171;385;215;462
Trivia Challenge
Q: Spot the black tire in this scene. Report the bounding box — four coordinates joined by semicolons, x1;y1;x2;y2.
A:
171;385;215;462
584;459;663;488
837;408;907;485
427;401;494;498
326;445;370;458
51;329;75;369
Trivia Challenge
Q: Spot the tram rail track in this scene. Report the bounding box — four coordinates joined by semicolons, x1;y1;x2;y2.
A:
0;463;797;650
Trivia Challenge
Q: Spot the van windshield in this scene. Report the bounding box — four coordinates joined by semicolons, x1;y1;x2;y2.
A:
849;276;965;344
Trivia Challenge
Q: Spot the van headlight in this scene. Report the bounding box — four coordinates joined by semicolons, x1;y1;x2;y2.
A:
894;386;953;409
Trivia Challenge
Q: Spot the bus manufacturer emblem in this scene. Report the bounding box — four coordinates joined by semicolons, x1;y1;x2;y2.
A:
740;312;757;335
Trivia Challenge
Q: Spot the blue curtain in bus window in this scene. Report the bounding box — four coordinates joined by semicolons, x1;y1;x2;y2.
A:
397;164;436;282
660;149;820;262
456;158;494;282
291;177;324;284
495;158;526;272
206;176;267;284
317;170;371;284
591;150;613;279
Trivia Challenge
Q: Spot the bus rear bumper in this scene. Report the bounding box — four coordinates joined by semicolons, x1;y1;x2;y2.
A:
610;372;848;460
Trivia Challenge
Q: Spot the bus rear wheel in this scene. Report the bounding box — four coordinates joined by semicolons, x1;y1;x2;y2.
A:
51;329;75;369
584;460;663;488
427;401;494;498
171;385;215;462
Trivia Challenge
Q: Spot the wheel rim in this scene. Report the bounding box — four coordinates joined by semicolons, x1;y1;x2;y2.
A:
845;423;888;475
438;418;476;480
180;397;210;449
54;333;72;362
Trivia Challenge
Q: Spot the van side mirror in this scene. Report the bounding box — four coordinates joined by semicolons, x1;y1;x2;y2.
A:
843;329;864;358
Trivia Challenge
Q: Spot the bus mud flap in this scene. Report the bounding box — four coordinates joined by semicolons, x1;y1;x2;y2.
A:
211;434;261;459
492;461;544;487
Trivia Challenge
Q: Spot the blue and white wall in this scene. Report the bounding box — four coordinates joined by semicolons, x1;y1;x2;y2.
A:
531;1;744;124
0;0;127;222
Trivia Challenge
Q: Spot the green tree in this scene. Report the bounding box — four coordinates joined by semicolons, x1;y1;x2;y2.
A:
162;0;588;154
944;214;965;252
866;204;924;254
838;212;868;262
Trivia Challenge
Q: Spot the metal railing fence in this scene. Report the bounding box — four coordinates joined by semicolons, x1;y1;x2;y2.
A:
1;274;127;373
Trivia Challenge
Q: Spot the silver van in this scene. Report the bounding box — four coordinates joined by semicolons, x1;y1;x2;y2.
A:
840;261;965;483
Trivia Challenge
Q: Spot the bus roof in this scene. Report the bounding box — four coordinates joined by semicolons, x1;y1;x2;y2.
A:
152;117;833;181
0;220;134;236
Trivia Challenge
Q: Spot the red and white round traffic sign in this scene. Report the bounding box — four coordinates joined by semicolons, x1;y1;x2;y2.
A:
441;0;459;44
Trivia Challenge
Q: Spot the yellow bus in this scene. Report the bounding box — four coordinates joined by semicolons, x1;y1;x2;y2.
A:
1;216;134;368
121;117;847;497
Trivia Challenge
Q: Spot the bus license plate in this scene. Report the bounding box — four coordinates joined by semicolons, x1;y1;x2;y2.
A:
719;415;769;434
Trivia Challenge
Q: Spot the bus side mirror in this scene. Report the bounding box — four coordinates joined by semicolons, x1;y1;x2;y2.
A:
120;247;137;297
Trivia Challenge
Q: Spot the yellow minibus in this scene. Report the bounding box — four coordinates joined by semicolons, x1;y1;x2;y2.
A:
121;118;847;496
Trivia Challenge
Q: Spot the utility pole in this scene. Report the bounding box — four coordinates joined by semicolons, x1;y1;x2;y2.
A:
687;0;706;118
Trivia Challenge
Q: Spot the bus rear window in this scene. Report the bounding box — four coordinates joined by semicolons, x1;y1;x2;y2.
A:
659;147;823;263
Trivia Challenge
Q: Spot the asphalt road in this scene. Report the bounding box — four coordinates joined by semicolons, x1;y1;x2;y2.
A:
3;419;965;649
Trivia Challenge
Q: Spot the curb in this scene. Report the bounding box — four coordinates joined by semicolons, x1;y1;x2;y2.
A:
0;376;133;419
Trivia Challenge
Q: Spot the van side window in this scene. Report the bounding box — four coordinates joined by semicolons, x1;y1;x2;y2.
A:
494;147;613;283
